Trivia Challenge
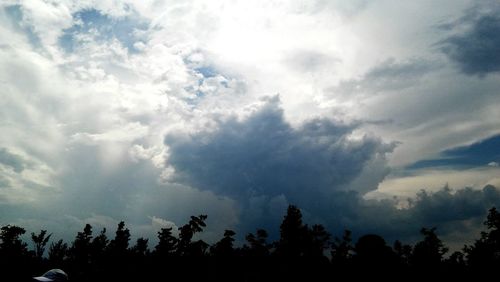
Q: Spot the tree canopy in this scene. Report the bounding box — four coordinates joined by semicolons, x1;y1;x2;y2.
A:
0;205;498;281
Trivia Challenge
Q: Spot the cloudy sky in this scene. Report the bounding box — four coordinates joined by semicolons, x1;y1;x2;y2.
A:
1;0;499;247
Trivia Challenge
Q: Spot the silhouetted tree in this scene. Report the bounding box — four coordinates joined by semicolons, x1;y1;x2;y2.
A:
277;205;326;282
331;229;354;268
86;226;108;278
178;215;208;257
245;229;272;257
108;221;130;256
354;234;397;275
70;223;93;268
90;228;108;261
307;224;330;257
465;207;500;272
211;229;236;257
277;205;308;257
105;221;131;280
48;239;68;264
189;238;210;257
130;237;151;280
446;251;466;267
210;230;238;281
410;227;448;271
0;225;28;256
241;229;274;282
0;225;30;280
132;237;149;257
154;227;178;258
393;239;412;268
31;230;52;260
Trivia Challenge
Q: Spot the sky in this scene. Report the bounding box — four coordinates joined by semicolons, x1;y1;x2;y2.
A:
0;0;499;248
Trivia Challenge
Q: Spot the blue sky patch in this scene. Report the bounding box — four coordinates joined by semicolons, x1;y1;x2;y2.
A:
58;8;149;53
195;66;219;78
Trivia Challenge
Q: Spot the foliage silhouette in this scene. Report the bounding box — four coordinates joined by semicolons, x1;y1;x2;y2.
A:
31;230;52;260
0;225;28;257
0;225;30;280
278;205;307;257
108;221;130;256
352;234;399;279
211;229;236;257
1;205;500;281
410;227;448;271
155;227;177;257
89;228;108;264
465;207;500;274
331;229;354;267
131;237;149;257
48;239;69;267
178;214;208;257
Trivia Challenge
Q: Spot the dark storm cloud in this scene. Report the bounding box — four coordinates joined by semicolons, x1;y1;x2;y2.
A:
163;96;397;236
408;134;500;170
438;3;500;76
0;148;25;173
406;185;500;226
164;96;394;204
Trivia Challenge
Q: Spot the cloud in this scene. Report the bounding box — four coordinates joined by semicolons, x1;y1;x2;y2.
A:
165;96;394;199
438;2;500;76
2;1;74;57
409;134;500;170
0;148;26;173
284;50;339;73
3;5;42;50
326;55;500;169
164;96;397;234
408;185;499;224
329;58;438;98
406;185;500;247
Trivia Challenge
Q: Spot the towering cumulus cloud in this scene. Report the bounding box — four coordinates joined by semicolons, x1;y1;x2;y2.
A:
164;96;395;232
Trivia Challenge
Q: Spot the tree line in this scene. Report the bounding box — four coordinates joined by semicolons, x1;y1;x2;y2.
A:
1;205;500;281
